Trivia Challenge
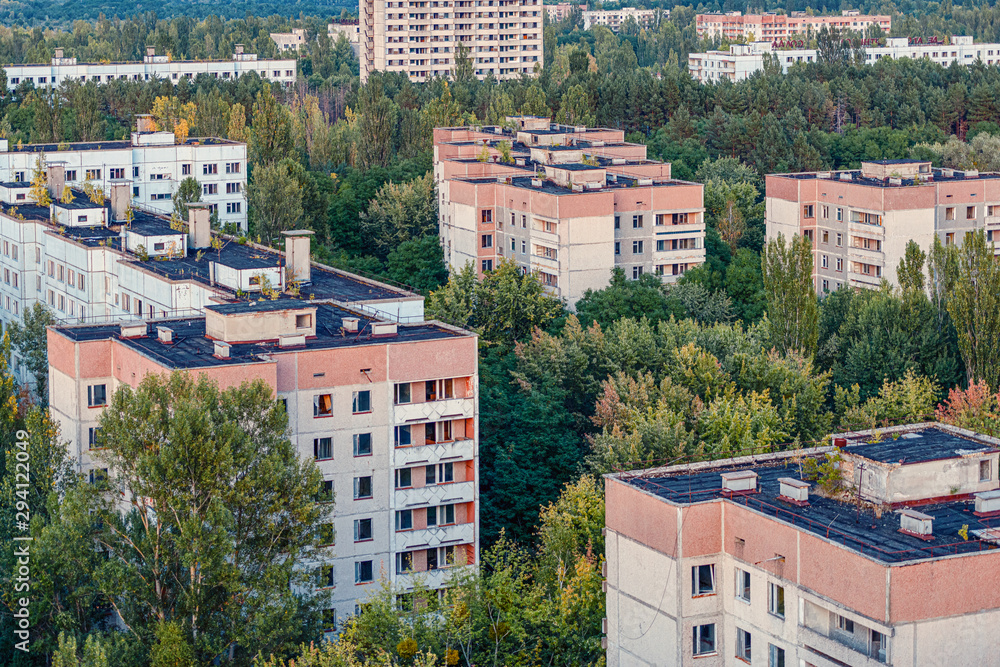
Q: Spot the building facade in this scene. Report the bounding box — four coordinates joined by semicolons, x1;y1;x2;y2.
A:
544;3;575;23
328;22;363;58
582;8;659;32
359;0;543;82
765;159;1000;292
271;29;309;52
3;46;297;91
435;117;705;307
605;422;1000;666
695;11;891;41
688;35;1000;83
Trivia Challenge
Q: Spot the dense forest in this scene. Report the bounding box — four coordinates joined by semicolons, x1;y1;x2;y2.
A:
5;3;1000;666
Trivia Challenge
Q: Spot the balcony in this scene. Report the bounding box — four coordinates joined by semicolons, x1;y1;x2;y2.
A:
395;521;475;551
848;271;882;288
393;397;474;425
848;221;885;237
848;246;884;263
653;247;704;263
395;563;471;590
394;437;475;467
798;626;887;667
395;480;475;508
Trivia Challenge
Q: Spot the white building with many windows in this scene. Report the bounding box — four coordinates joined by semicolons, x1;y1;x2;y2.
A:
0;120;248;229
3;46;296;91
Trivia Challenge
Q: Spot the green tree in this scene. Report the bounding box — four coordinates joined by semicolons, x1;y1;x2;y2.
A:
49;372;325;664
947;229;1000;388
520;85;550;117
358;173;437;260
249;86;294;167
555;85;595;127
474;260;565;346
725;248;766;324
384;235;448;294
897;239;927;293
248;158;305;244
172;176;201;219
356;75;397;170
453;42;474;84
762;233;819;356
575;269;680;329
8;302;55;402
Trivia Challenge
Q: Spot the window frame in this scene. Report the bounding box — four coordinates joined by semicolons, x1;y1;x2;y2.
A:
354;518;373;542
355;560;374;584
767;581;785;618
736;627;752;663
736;568;751;603
692;623;716;656
692;564;716;597
314;393;333;417
87;384;107;408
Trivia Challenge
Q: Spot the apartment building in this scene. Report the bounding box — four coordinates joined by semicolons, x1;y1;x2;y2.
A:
695;10;890;41
359;0;543;82
435;117;705;306
688;35;1000;83
0;119;248;228
328;22;363;58
271;28;308;52
3;46;297;91
48;293;479;627
582;8;659;32
766;159;1000;292
605;422;1000;667
544;2;575;22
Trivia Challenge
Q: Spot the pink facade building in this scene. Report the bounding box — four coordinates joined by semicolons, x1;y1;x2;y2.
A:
605;423;1000;666
696;11;890;41
434;117;706;306
766;159;1000;293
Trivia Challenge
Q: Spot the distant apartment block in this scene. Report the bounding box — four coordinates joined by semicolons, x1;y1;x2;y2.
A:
766;159;1000;292
434;116;705;306
3;46;297;91
689;35;1000;83
328;22;362;58
544;2;575;22
0;117;248;228
582;8;659;32
271;28;308;52
359;0;543;82
695;10;890;41
605;422;1000;667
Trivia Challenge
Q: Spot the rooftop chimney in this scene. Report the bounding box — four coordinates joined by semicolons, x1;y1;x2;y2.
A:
110;181;130;223
47;163;65;199
146;45;156;58
371;322;398;337
342;317;360;332
157;326;173;344
721;470;758;496
54;47;64;59
898;509;934;540
975;489;1000;516
213;340;231;359
279;333;307;348
283;230;314;285
235;43;245;55
120;321;147;338
136;114;156;134
777;478;810;506
187;203;211;249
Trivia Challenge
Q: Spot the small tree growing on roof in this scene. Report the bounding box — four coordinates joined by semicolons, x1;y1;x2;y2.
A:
29;154;51;207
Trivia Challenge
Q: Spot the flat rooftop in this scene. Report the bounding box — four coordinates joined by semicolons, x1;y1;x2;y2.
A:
460;173;693;195
843;427;997;464
622;426;1000;564
6;136;240;153
52;303;469;369
775;168;1000;188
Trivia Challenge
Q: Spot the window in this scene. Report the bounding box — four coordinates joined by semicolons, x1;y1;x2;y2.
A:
318;564;335;588
481;259;493;272
836;614;854;634
426;462;454;485
226;202;241;214
614;241;620;255
614;215;620;229
354;476;372;499
736;568;750;602
427;504;455;526
768;582;785;618
355;560;374;583
396;551;414;574
317;522;335;546
87;384;107;407
946;232;955;246
822;279;830;292
314;394;332;417
395;468;413;488
110;168;126;180
481;234;493;248
182;164;192;176
481;209;492;223
85;169;101;180
88;468;109;484
322;608;337;632
203;184;218;195
354;518;373;541
395;383;412;404
736;628;751;662
226;162;242;174
632;266;643;280
821;205;829;219
351;431;374;457
313;437;332;460
821;254;828;268
395;425;412;447
836;207;843;221
836;258;843;272
692;564;715;596
768;644;785;667
632;240;643;254
65;170;77;181
803;204;814;218
395;509;413;531
981;459;992;482
968;205;976;219
317;480;334;502
353;390;371;414
521;215;526;228
693;624;716;656
946;206;956;220
203;163;218;175
822;230;829;243
88;427;101;449
632;214;643;228
870;629;887;662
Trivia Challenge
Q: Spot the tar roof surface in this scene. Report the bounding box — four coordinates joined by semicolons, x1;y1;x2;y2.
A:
53;304;468;368
9;137;238;153
845;426;998;464
628;462;1000;563
779;169;1000;187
